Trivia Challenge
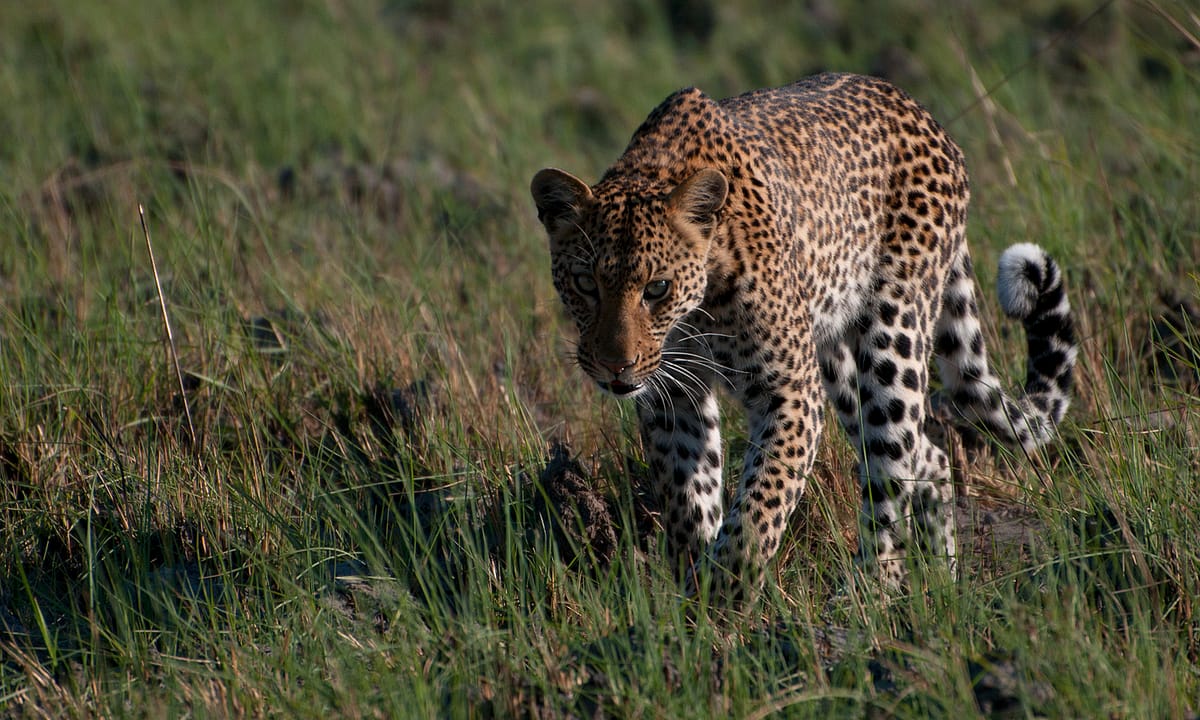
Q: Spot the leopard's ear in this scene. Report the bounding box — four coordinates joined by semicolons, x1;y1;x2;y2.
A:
667;169;728;229
531;168;592;235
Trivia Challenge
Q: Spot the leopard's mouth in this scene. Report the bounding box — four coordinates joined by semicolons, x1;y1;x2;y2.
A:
599;379;644;397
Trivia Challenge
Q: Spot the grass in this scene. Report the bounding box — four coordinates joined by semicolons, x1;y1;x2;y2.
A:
1;0;1198;716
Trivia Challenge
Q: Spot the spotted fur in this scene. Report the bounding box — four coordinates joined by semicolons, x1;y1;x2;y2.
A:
531;73;1077;598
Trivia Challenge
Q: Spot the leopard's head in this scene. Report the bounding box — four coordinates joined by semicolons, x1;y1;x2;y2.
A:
531;167;728;398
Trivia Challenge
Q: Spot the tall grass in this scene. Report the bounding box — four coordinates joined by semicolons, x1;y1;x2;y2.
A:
1;0;1197;716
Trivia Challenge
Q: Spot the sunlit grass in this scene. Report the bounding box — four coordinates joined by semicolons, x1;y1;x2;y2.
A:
0;0;1197;716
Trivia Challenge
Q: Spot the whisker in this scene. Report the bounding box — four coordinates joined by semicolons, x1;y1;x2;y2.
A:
661;361;709;398
665;349;746;376
658;361;706;418
570;222;598;260
663;349;743;390
559;252;594;266
687;306;719;324
675;320;733;340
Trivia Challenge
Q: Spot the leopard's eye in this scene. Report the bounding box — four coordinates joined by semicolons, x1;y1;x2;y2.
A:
643;279;670;303
572;271;598;296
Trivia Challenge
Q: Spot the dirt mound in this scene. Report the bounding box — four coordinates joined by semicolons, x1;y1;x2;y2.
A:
532;442;619;568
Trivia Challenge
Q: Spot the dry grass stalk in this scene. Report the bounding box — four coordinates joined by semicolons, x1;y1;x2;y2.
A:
139;203;197;448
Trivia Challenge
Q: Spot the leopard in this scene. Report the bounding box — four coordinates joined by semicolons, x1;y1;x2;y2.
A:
531;73;1077;601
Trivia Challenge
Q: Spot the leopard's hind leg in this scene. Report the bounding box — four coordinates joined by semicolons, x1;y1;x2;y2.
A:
824;278;956;589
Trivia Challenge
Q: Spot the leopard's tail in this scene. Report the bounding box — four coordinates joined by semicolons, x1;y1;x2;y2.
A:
933;243;1078;452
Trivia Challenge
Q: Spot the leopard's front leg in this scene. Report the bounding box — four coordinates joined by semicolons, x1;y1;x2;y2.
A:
638;387;725;580
712;365;825;603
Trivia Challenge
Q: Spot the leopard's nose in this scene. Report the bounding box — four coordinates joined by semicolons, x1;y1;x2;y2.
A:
598;356;637;376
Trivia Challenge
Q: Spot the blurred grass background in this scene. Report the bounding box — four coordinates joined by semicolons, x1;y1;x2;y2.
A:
0;0;1197;716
